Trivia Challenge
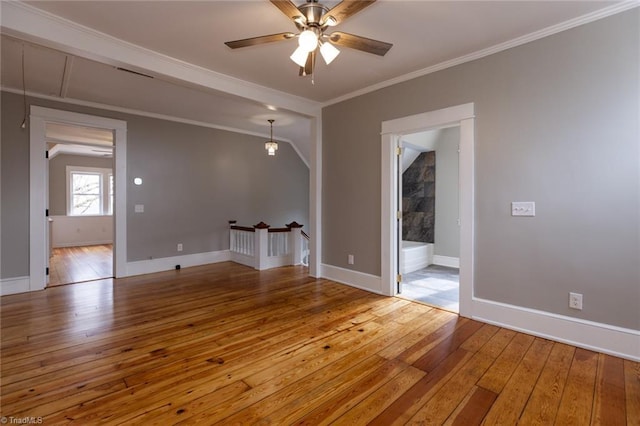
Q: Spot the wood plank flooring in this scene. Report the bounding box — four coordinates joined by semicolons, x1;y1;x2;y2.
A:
1;262;638;424
49;244;113;287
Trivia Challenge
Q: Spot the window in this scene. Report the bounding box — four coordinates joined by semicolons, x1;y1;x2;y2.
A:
67;166;113;216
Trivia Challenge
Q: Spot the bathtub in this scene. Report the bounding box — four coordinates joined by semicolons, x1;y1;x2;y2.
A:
401;241;434;274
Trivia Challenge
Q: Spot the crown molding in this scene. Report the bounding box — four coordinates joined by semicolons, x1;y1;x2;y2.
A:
1;87;309;167
0;0;322;118
3;0;636;113
323;1;640;107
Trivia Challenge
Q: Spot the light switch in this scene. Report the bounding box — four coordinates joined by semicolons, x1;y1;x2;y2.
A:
511;201;535;217
134;204;144;213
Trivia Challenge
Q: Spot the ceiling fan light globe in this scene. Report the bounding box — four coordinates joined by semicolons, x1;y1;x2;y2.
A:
298;29;319;52
320;41;340;65
290;46;309;67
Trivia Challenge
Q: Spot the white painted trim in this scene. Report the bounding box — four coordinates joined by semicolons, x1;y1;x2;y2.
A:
432;255;460;269
0;1;321;117
113;120;127;278
0;276;31;296
126;250;232;277
1;87;296;143
30;106;127;289
381;133;400;297
472;298;640;362
53;240;113;248
324;2;640;107
381;104;475;315
458;118;474;317
319;266;640;361
321;264;384;296
381;103;475;135
29;113;48;291
309;116;322;278
1;87;310;167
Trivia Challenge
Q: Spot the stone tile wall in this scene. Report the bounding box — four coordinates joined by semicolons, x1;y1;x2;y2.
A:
402;151;435;242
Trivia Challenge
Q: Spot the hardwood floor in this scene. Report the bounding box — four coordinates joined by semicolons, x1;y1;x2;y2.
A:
49;244;113;287
1;262;638;424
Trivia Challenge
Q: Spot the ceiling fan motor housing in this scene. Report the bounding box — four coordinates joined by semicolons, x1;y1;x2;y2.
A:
296;1;330;31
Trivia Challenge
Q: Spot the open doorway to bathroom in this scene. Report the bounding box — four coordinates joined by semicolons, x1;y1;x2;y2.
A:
398;127;460;312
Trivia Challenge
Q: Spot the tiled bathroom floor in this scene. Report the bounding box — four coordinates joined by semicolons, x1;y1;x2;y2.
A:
400;264;460;312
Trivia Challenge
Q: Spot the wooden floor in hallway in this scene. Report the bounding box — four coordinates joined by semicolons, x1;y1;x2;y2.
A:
1;262;638;424
49;244;113;286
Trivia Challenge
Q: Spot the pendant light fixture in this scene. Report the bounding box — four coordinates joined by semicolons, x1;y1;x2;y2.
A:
265;119;278;156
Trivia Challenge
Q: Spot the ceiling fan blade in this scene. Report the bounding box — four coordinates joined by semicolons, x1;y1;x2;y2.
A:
322;0;376;25
270;0;306;23
225;32;295;49
328;31;392;56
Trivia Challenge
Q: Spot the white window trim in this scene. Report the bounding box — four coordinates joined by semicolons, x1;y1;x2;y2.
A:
66;165;113;216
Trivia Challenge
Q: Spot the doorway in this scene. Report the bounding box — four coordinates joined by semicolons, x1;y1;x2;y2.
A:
398;127;460;312
381;103;474;317
29;106;127;292
46;122;115;286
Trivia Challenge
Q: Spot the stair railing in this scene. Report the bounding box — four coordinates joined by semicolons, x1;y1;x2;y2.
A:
229;220;309;270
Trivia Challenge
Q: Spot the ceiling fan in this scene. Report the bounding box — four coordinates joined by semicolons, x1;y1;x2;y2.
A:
224;0;392;77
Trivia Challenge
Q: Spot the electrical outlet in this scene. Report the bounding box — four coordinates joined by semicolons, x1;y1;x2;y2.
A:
177;243;183;252
348;254;354;265
569;292;583;310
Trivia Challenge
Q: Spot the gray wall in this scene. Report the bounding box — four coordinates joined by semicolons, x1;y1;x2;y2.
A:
49;154;114;216
434;127;460;258
1;91;309;276
126;115;308;261
322;10;639;330
1;93;30;278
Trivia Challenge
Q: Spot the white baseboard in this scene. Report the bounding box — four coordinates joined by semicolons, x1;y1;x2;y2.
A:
126;250;232;277
432;255;460;268
0;276;31;296
321;264;385;295
54;240;113;248
472;297;640;362
316;264;639;361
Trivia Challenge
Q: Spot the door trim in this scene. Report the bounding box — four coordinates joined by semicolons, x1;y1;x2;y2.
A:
381;103;474;317
30;106;127;291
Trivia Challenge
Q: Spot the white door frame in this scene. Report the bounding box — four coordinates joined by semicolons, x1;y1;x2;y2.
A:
381;103;475;317
30;106;127;291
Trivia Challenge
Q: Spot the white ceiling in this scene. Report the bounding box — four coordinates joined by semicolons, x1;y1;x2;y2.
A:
46;122;114;146
46;122;114;158
1;1;629;164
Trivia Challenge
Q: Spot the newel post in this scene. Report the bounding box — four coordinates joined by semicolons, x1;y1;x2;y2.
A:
228;220;237;252
254;222;270;270
287;221;304;266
